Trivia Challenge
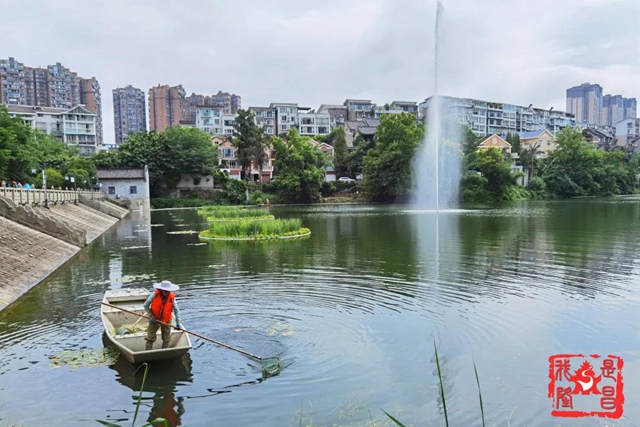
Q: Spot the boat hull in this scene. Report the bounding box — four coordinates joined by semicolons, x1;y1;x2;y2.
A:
101;288;192;364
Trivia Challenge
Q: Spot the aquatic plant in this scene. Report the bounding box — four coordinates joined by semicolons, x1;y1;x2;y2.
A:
383;342;485;427
197;206;270;219
200;218;309;240
97;363;167;427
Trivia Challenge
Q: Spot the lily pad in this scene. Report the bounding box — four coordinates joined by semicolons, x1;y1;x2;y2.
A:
48;347;120;370
167;230;200;235
266;321;295;337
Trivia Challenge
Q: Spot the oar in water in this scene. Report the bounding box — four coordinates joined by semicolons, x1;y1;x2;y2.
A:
101;302;282;377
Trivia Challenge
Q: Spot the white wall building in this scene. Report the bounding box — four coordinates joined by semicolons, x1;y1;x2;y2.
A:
6;104;98;155
298;111;331;136
97;167;150;210
195;106;225;135
248;106;276;136
615;118;640;145
270;102;298;135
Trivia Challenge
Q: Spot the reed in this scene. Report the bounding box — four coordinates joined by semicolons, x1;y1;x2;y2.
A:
197;206;270;219
383;345;487;427
97;363;167;427
207;218;304;238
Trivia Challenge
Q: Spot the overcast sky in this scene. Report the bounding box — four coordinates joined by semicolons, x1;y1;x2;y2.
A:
2;0;639;144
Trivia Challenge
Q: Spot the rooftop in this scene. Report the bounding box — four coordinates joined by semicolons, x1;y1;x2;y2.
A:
97;168;146;180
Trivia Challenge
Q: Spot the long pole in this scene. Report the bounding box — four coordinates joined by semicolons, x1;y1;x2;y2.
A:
101;302;263;361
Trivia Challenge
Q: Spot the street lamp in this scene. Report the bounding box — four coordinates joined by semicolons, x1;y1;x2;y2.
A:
65;175;76;190
40;161;49;209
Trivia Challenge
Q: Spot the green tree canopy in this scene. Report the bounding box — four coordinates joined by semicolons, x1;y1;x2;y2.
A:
272;129;327;203
93;127;218;196
332;126;348;177
362;113;424;201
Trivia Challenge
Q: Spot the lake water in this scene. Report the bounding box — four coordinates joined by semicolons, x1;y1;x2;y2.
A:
1;200;640;426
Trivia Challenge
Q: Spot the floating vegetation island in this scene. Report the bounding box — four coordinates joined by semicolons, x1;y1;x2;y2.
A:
197;207;310;241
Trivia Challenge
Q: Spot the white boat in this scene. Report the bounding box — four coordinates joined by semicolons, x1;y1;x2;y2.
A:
101;288;192;364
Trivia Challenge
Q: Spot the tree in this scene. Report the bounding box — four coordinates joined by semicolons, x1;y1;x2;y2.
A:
332;126;348;177
94;127;218;196
271;129;327;203
506;132;521;155
465;147;520;200
233;109;268;200
362;113;424;201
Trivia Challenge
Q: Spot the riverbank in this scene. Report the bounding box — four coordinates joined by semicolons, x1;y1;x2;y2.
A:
0;195;130;313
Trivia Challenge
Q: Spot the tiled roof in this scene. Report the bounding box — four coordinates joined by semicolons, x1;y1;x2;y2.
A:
518;130;546;139
5;104;67;114
97;168;145;179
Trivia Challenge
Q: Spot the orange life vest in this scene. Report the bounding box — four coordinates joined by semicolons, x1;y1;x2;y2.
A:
150;290;175;323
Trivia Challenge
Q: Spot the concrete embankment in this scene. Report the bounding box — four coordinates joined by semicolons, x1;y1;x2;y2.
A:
0;194;130;312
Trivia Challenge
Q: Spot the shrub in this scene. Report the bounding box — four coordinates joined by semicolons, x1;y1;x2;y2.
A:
222;179;247;204
527;177;547;199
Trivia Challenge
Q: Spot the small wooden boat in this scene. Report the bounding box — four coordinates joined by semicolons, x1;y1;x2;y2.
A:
101;288;192;364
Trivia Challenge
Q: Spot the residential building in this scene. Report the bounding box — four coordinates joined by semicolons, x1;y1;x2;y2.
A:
582;126;616;150
148;84;185;131
477;134;512;155
419;96;575;137
214;137;241;180
113;85;147;145
615;118;640;146
97;167;150;210
249;106;276;136
602;95;626;127
310;140;336;181
566;83;603;125
222;113;236;137
518;129;556;158
231;94;241;113
0;57;26;105
47;63;81;109
195;106;225;135
298;111;331;137
390;101;419;118
6;104;98;155
24;67;49;106
317;104;347;128
624;98;637;120
271;102;299;135
344;99;374;121
345;118;379;148
79;77;102;145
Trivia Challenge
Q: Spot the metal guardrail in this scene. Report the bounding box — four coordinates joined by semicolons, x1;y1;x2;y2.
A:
0;187;105;207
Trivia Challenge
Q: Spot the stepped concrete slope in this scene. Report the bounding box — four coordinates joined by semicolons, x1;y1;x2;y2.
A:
0;216;79;311
35;203;118;244
0;192;129;313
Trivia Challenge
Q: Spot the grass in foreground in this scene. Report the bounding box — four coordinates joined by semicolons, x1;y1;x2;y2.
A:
383;341;485;427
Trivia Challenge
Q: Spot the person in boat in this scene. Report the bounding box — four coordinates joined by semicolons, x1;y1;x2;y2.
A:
144;280;184;350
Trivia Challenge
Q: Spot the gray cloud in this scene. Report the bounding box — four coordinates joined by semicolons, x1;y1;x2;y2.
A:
1;0;638;144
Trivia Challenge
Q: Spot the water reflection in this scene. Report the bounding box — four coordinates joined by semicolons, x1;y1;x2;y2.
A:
107;346;192;427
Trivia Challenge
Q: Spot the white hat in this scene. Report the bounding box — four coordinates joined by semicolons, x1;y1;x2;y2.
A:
153;280;180;292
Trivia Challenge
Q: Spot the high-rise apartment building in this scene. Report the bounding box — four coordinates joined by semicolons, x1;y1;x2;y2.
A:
624;98;637;121
1;57;103;146
113;85;146;145
148;84;186;132
566;83;603;125
0;57;26;105
24;67;49;106
231;94;241;113
47;63;81;109
80;77;102;144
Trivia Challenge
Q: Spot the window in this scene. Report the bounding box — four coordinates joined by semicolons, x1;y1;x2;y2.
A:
281;124;287;130
129;186;137;195
108;186;115;195
267;128;273;135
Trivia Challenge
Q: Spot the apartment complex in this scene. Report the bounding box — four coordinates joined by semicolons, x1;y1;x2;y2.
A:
248;106;276;136
419;96;575;137
298;111;331;136
113;85;147;144
0;57;103;144
566;83;636;126
148;84;185;131
6;104;98;155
